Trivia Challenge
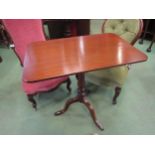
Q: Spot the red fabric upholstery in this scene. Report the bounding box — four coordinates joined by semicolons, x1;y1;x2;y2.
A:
22;77;68;94
3;19;45;63
3;19;69;95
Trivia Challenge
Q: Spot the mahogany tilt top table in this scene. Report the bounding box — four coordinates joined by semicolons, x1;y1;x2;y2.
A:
23;33;147;130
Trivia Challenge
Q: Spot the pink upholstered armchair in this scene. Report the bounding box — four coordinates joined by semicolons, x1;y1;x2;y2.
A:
2;19;71;110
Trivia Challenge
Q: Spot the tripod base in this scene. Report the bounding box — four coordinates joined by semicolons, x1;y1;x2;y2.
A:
54;73;104;131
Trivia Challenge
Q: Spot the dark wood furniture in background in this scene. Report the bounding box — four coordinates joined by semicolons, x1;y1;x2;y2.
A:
0;20;11;47
23;33;147;131
0;20;12;63
139;19;155;52
43;19;90;38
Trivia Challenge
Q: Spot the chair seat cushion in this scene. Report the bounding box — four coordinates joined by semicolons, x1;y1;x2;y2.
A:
86;66;128;87
22;76;68;94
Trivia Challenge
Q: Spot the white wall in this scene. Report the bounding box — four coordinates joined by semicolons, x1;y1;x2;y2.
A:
90;19;105;34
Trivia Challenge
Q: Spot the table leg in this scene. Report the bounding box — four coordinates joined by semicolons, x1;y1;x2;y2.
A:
55;73;104;131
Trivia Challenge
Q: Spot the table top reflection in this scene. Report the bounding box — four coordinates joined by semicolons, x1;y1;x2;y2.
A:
23;33;147;82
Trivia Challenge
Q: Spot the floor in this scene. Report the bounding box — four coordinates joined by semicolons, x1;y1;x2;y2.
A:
0;39;155;135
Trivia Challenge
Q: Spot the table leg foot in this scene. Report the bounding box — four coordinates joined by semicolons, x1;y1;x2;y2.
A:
54;96;79;116
82;97;104;130
94;120;104;131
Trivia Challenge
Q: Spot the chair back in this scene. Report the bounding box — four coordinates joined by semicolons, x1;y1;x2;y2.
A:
102;19;143;45
88;19;144;87
2;19;45;65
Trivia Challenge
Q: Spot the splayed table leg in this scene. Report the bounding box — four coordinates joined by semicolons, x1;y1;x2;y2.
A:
55;73;104;131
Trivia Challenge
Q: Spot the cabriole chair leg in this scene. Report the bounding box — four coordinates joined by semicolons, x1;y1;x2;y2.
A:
27;94;37;110
112;87;121;105
66;78;71;93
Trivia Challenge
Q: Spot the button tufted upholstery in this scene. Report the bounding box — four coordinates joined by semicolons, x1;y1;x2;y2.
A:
103;19;141;44
86;19;143;104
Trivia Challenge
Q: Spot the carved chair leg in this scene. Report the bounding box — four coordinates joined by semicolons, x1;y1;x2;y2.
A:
112;87;121;105
27;94;37;110
66;78;71;93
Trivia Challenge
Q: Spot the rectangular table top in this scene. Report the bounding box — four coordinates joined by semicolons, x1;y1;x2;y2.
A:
23;33;147;82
